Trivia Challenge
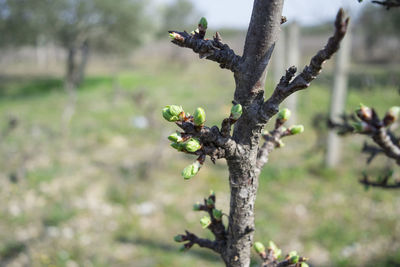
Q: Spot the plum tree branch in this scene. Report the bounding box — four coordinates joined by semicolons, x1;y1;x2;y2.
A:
259;9;349;123
169;30;242;72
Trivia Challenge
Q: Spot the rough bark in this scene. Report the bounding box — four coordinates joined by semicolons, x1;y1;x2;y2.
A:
223;1;284;266
168;2;349;267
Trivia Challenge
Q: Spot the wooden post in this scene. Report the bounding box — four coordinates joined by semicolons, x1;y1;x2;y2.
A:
285;22;300;124
273;28;285;87
325;27;352;167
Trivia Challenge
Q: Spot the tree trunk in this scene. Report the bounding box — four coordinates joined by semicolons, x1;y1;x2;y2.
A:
223;1;284;266
63;46;78;132
76;40;89;86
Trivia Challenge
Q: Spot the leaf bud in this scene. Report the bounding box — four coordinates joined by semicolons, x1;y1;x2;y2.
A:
301;263;309;267
254;242;266;254
168;132;183;143
184;138;201;152
278;108;291;122
212;209;223;220
231;104;243;120
174;235;185;242
356;103;372;121
383;106;400;126
162;105;183;122
290;255;300;264
181;161;201;180
206;197;214;207
198;17;208;30
289;125;304;135
200;216;211;229
193;202;202;211
268;241;282;258
170;142;184;151
351;121;371;133
193;107;206;126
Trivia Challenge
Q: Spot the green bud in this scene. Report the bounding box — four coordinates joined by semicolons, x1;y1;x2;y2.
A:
212;209;223;220
193;202;202;211
206;197;214;207
289;125;304;135
198;17;208;29
169;33;175;39
351;121;370;133
268;241;282;258
290;255;300;264
231;104;243;120
278;108;291;121
178;245;186;252
168;132;183;143
200;216;211;229
193;107;206;126
301;263;309;267
171;142;184;151
277;140;285;148
174;235;184;242
169;105;184;116
288;251;298;258
254;242;265;254
162;105;183;122
181;161;201;180
209;190;215;196
184;138;201;152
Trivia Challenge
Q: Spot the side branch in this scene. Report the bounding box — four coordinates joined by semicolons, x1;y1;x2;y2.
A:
372;0;400;9
259;9;349;122
169;31;241;72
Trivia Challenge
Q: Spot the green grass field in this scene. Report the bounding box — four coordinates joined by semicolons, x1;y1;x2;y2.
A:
0;58;399;267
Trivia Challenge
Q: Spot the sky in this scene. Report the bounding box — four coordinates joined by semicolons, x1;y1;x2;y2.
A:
156;0;364;28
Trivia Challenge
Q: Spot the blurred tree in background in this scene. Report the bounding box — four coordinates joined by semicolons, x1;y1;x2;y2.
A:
0;0;149;88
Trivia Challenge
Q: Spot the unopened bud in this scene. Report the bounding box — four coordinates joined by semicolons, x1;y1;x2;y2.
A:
278;108;291;122
209;190;215;196
198;17;208;30
254;242;266;254
162;105;183;122
174;235;184;242
231;104;243;120
168;132;183;143
290;255;300;264
289;125;304;135
301;262;309;267
212;209;223;220
356;103;372;121
268;241;282;258
200;216;211;229
181;161;201;180
352;121;370;133
184;138;201;152
193;202;202;211
206;197;214;207
288;251;298;258
171;142;184;151
383;106;400;126
193;107;206;126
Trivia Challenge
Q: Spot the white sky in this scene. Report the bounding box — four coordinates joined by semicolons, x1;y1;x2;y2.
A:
156;0;364;28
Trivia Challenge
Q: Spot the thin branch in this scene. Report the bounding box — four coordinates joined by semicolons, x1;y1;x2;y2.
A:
169;31;241;72
182;231;224;253
360;172;400;189
372;0;400;9
259;9;349;122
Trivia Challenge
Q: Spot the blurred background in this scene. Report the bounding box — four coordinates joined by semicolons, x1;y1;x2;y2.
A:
0;0;399;266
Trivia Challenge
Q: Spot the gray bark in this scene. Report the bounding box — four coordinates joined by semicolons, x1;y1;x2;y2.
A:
325;27;351;167
223;1;284;266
